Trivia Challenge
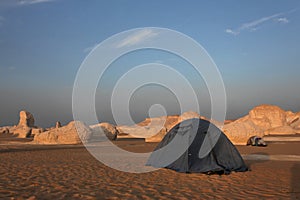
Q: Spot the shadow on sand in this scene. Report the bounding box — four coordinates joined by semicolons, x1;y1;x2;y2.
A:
243;152;270;170
291;163;300;199
0;144;85;153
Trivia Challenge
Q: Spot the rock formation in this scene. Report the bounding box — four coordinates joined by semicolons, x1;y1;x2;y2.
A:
248;104;287;130
5;110;46;138
13;127;32;138
31;128;45;136
90;122;118;141
55;121;62;128
18;111;35;127
114;105;300;144
264;125;300;135
12;111;36;138
223;105;300;144
116;115;178;140
178;111;201;122
0;127;10;134
116;111;202;142
117;124;166;140
34;121;92;144
2;105;298;145
223;116;264;144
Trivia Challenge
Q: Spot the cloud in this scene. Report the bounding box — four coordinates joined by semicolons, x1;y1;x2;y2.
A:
116;29;159;48
225;29;239;36
18;0;56;5
276;17;289;24
0;0;55;7
225;10;292;35
83;43;98;53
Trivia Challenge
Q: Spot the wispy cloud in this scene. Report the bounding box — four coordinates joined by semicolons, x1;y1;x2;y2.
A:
0;0;57;6
276;17;289;24
83;43;98;53
18;0;56;5
116;29;159;48
225;28;239;36
225;10;294;36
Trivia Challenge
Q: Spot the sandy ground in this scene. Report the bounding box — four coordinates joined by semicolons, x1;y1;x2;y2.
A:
0;136;299;199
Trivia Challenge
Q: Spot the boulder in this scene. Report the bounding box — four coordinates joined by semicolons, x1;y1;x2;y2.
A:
34;121;92;144
249;105;287;130
90;122;118;140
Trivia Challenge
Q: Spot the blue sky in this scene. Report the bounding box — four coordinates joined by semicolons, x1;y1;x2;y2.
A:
0;0;300;127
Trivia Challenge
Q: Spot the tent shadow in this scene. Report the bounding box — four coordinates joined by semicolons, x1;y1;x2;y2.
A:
290;163;300;199
243;152;270;170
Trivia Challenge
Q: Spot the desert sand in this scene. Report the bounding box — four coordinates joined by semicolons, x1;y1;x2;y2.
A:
0;135;299;200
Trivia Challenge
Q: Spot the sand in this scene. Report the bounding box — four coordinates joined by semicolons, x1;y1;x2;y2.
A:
0;136;299;199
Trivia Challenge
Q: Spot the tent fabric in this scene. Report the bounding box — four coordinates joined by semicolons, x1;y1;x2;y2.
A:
146;118;248;174
247;136;267;147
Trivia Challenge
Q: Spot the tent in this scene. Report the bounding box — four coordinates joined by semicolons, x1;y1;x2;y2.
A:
247;136;267;147
146;118;248;174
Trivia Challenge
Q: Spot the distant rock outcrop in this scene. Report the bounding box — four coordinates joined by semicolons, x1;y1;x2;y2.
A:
288;112;300;129
90;122;118;141
223;116;264;144
117;124;166;140
264;125;300;135
5;110;46;138
0;127;10;134
145;127;167;142
13;126;32;138
223;105;300;144
2;105;299;145
18;111;35;127
34;121;92;144
117;111;202;142
178;111;201;122
145;111;202;142
117;116;172;140
114;105;300;144
12;111;36;138
55;121;62;128
31;128;45;136
248;105;287;130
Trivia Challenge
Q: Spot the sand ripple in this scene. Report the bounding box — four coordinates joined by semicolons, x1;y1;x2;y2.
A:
0;144;299;199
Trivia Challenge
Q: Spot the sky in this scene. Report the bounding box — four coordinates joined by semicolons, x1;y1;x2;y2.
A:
0;0;300;127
